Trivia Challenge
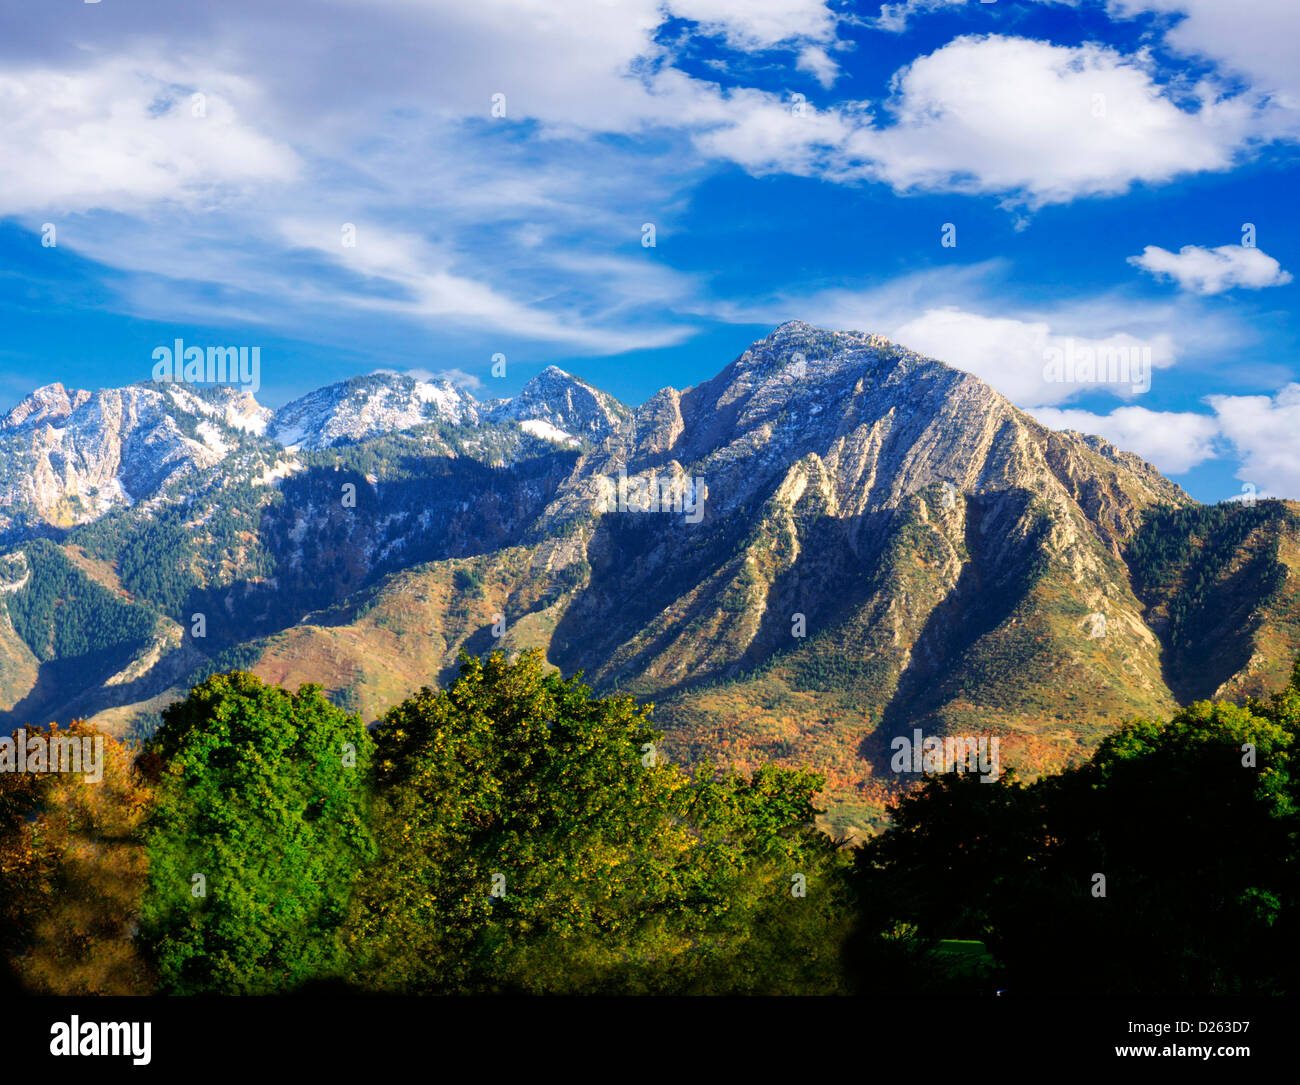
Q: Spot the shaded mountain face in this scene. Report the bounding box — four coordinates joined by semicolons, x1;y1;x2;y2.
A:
2;323;1297;833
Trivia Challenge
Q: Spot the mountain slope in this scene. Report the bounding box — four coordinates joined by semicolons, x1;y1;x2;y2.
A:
1;323;1296;833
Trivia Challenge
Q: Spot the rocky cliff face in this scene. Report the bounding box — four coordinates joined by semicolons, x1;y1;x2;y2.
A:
0;382;272;542
2;324;1296;833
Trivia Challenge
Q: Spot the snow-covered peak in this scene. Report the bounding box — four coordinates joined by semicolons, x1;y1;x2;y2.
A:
489;366;628;440
161;384;273;436
2;383;94;429
0;383;261;542
269;372;480;450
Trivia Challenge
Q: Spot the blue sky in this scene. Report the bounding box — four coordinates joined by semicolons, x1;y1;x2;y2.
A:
0;0;1297;501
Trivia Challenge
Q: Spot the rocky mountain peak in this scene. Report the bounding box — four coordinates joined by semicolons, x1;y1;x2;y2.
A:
268;371;480;450
0;382;269;542
488;365;630;441
2;382;93;430
159;383;273;436
768;319;819;337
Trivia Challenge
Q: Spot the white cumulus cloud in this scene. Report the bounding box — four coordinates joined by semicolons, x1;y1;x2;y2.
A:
1026;381;1300;498
1108;0;1300;117
888;309;1176;406
1128;244;1292;294
1207;383;1300;497
1028;405;1220;474
0;59;297;215
836;35;1258;206
666;0;840;48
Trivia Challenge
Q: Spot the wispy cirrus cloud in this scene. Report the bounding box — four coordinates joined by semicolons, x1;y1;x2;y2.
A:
276;218;695;353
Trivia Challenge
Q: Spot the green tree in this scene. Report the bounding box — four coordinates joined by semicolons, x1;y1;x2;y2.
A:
137;672;374;994
118;517;200;619
345;649;851;993
851;655;1300;995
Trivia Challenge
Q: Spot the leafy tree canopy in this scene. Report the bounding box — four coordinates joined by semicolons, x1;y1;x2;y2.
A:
345;649;852;994
138;672;374;994
851;658;1300;995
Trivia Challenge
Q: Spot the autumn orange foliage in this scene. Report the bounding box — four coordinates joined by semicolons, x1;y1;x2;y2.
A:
0;721;154;994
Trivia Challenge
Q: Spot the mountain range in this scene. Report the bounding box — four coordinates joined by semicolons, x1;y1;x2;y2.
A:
2;321;1297;833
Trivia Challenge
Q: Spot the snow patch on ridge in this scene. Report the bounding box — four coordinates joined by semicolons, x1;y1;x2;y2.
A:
520;419;580;446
